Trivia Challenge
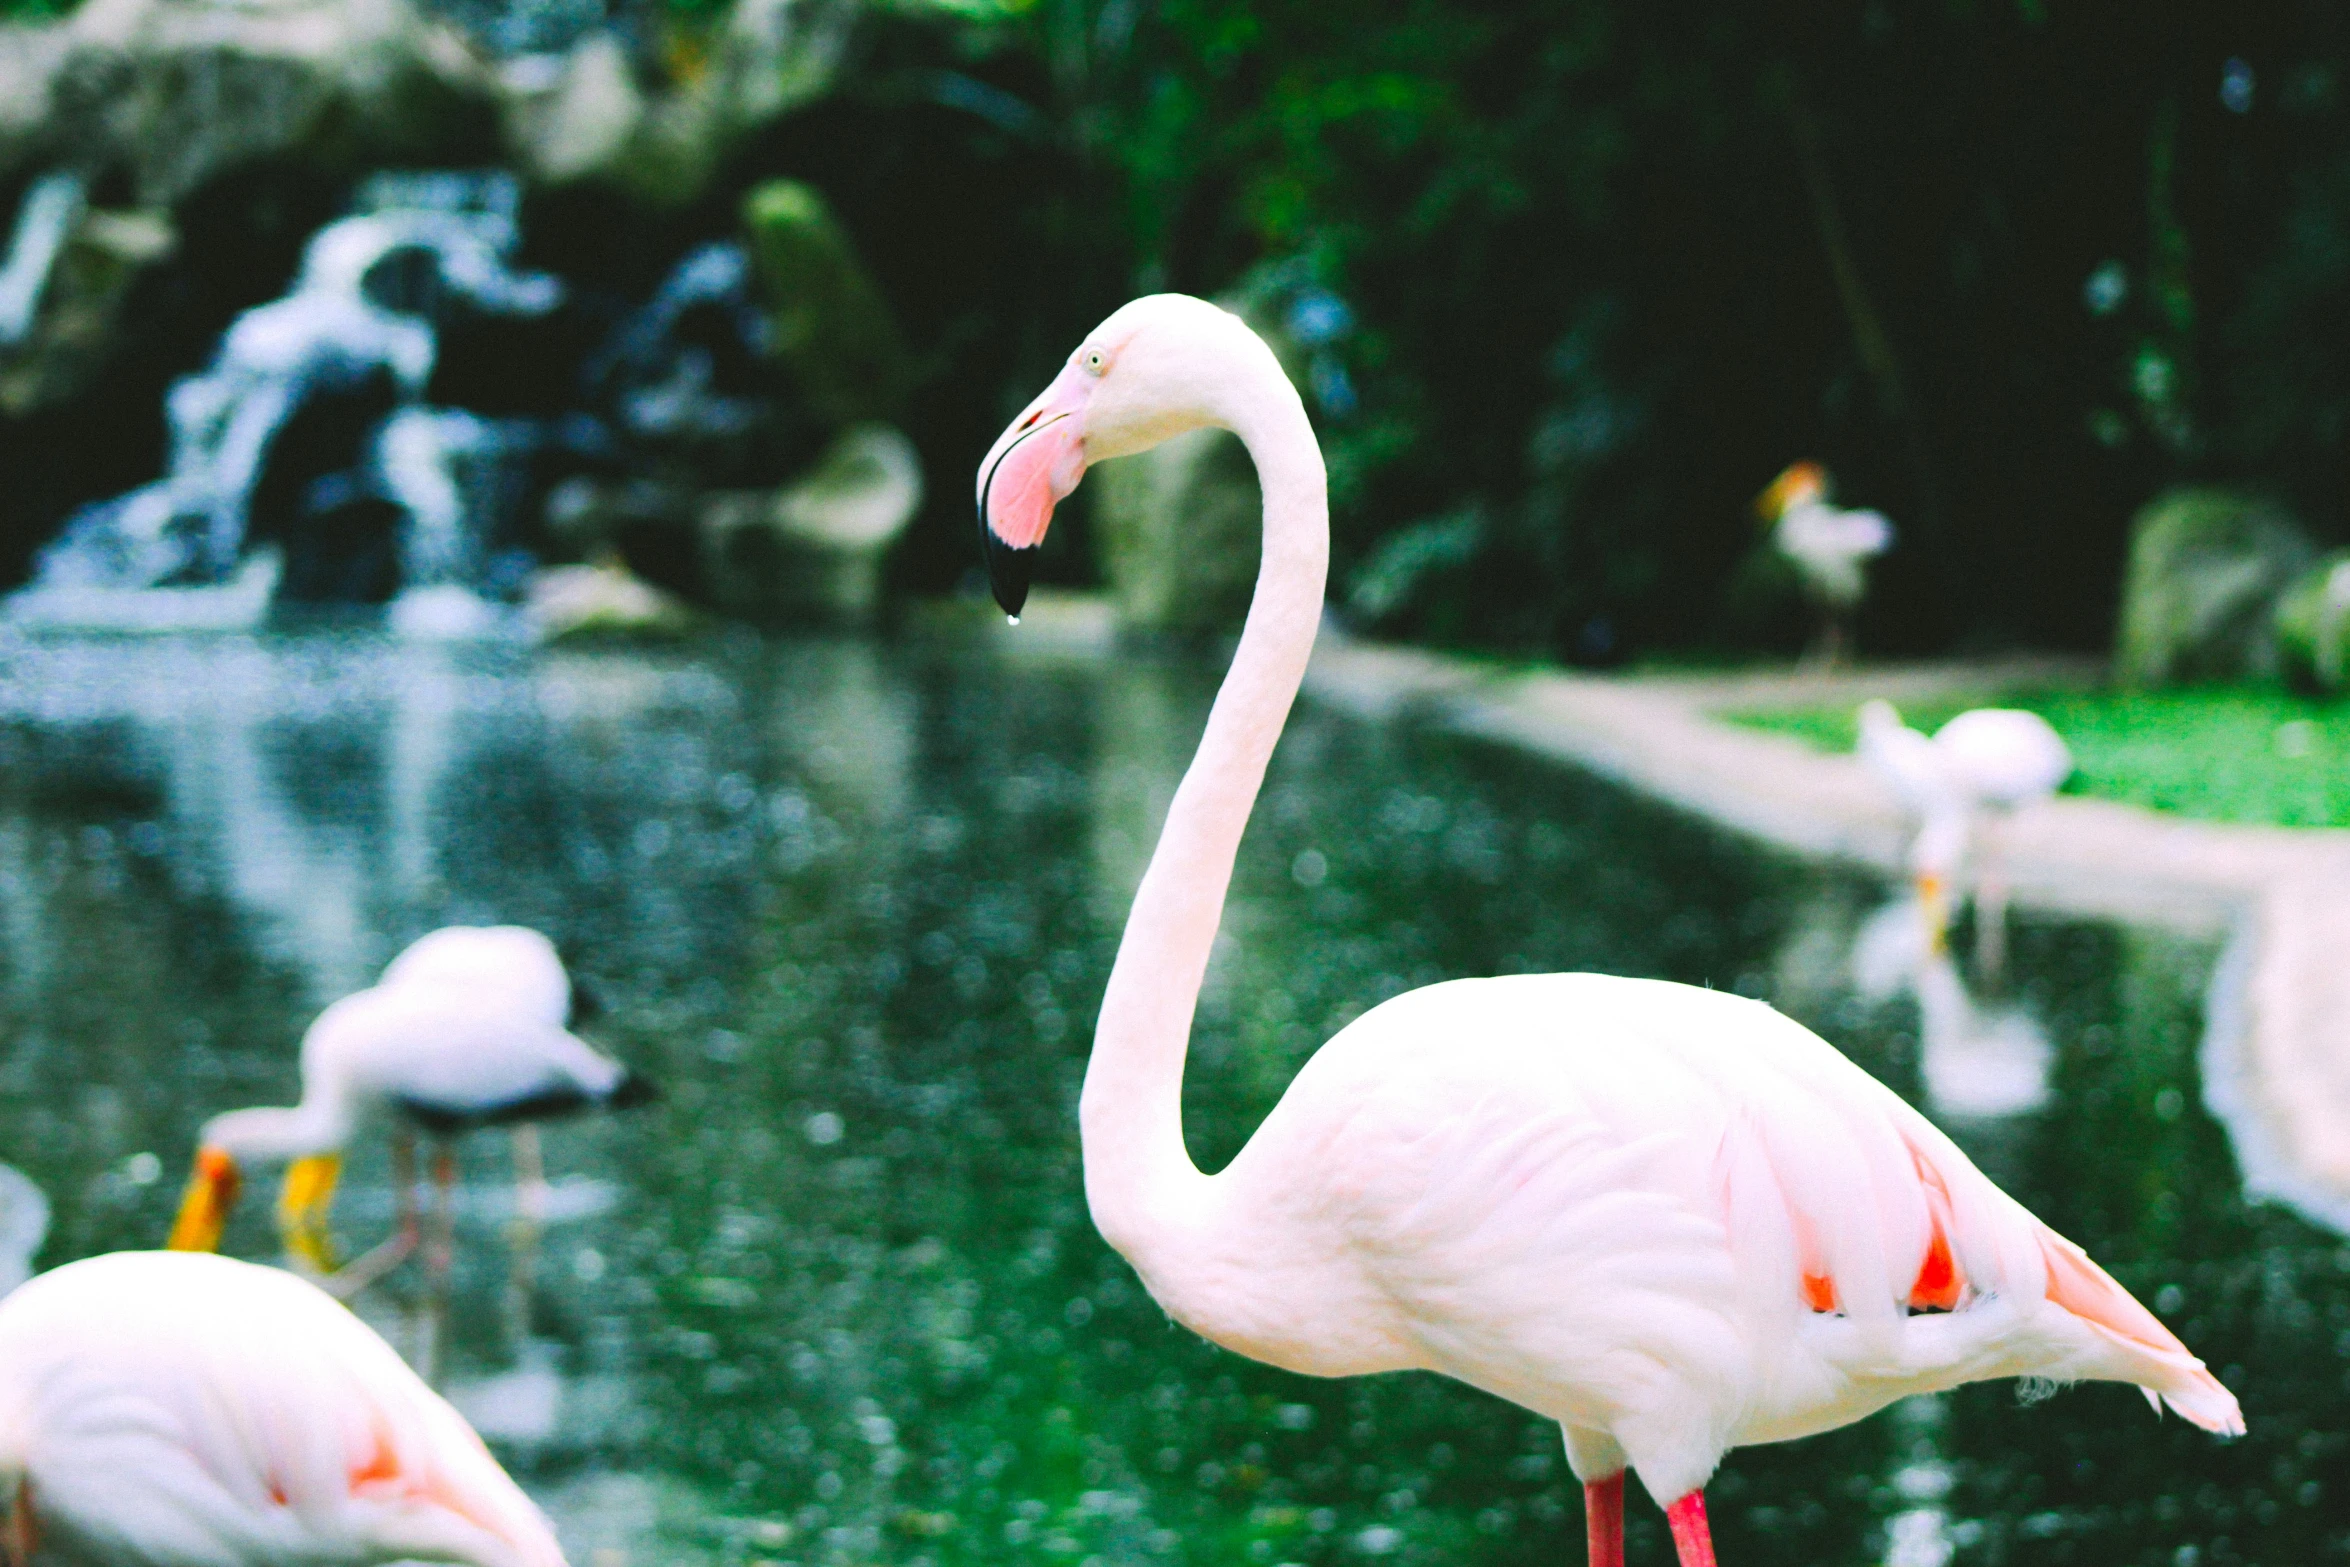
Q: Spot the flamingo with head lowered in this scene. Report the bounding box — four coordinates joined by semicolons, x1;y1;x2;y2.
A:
167;927;652;1296
1857;701;2072;973
0;1250;565;1567
978;296;2239;1567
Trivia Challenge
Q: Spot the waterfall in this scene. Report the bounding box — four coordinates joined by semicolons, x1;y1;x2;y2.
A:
0;172;86;346
9;171;560;633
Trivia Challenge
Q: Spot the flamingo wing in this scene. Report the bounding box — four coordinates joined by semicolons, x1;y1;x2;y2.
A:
1933;709;2073;806
380;926;572;1029
1258;975;2238;1462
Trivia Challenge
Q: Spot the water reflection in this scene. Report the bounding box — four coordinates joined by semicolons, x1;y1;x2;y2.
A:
1851;896;2052;1122
0;632;2340;1567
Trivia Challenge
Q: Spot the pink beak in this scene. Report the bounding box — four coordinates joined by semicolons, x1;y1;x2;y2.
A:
976;366;1091;615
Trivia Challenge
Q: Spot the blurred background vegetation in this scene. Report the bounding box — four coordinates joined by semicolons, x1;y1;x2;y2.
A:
6;0;2350;663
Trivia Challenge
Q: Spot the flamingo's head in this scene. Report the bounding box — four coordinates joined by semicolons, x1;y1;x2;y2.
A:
166;1144;241;1253
1756;460;1829;523
976;294;1260;616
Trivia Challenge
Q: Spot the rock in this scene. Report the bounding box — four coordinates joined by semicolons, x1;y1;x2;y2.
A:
740;179;909;424
699;422;920;624
526;554;701;642
496;35;639;187
499;0;852;204
2275;550;2350;694
4;0;496;208
2114;486;2314;687
1089;427;1262;636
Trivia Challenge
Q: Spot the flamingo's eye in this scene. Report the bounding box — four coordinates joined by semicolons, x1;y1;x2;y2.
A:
1082;349;1107;375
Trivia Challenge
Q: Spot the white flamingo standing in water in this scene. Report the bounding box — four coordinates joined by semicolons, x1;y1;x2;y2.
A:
0;1250;565;1566
978;296;2239;1567
168;928;650;1297
1858;702;2072;972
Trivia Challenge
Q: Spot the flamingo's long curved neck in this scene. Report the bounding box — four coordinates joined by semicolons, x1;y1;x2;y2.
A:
1080;341;1327;1268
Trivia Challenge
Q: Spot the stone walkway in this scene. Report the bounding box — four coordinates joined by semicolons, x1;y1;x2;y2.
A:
1302;635;2350;1234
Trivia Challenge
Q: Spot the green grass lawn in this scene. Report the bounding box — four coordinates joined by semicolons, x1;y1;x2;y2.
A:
1727;686;2350;829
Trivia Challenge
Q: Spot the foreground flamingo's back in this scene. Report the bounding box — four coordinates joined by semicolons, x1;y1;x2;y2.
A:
1240;974;2239;1500
0;1251;565;1567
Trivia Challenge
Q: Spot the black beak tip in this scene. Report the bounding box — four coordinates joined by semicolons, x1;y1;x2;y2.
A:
978;515;1036;618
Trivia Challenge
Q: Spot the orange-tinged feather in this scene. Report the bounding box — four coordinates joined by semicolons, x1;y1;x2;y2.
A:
2038;1229;2185;1356
1905;1143;1963;1311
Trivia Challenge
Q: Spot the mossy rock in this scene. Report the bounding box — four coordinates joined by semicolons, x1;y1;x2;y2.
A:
2114;486;2313;687
740;180;910;425
2275;550;2350;694
698;423;922;626
1088;427;1263;637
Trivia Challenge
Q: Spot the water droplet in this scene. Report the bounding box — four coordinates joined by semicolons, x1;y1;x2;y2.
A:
1007;614;1021;627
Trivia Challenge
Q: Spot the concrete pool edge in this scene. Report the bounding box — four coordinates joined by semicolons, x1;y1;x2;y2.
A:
1299;634;2350;1226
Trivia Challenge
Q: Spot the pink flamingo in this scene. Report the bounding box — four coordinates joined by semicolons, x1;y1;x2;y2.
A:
977;295;2241;1567
0;1251;565;1566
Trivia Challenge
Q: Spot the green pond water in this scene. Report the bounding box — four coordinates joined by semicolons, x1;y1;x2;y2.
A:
0;631;2342;1567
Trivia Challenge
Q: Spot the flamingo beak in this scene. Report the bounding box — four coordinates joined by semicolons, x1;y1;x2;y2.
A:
975;367;1092;617
277;1153;343;1273
166;1146;241;1252
1916;873;1950;955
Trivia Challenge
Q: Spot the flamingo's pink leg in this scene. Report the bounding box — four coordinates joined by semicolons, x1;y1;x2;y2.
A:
1665;1490;1718;1567
1583;1473;1625;1567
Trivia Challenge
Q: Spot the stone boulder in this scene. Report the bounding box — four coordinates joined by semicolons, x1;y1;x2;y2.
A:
498;0;851;204
740;178;909;424
526;553;701;642
1;0;496;206
2275;550;2350;694
2114;487;2314;687
699;422;920;625
1089;427;1262;636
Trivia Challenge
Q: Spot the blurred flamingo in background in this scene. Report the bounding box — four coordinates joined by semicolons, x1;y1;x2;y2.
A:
1858;701;2072;974
167;927;652;1311
980;295;2238;1567
0;1250;565;1567
1757;461;1892;666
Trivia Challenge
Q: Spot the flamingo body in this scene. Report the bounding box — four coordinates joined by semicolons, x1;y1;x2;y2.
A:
980;297;2237;1559
1756;462;1893;650
1931;708;2072;809
0;1251;564;1566
206;984;647;1159
169;934;649;1261
1773;500;1892;610
378;926;575;1030
1165;973;2233;1503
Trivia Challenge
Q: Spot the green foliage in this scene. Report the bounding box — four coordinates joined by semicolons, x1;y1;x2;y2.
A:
1732;685;2350;828
865;0;2350;659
